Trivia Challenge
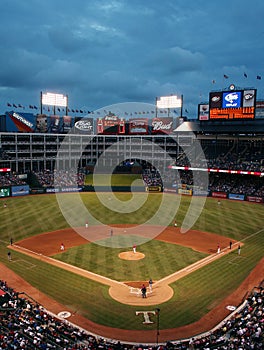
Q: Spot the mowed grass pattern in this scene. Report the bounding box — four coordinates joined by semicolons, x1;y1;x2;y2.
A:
0;193;263;331
53;238;207;281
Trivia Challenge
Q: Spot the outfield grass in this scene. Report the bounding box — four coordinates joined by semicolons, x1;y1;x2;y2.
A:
0;193;263;332
84;173;144;186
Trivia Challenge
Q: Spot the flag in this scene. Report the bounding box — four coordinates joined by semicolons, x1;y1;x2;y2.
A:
244;73;247;78
257;75;262;80
223;74;229;79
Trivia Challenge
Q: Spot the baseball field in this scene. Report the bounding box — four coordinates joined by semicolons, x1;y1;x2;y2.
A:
0;191;263;343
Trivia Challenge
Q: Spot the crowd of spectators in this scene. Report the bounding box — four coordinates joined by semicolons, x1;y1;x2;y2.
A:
0;167;263;199
174;141;263;173
0;279;263;349
32;169;85;188
163;170;264;198
0;173;27;186
187;284;264;350
0;280;123;349
142;167;163;187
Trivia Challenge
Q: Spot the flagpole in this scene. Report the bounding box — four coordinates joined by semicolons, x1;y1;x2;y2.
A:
40;91;43;114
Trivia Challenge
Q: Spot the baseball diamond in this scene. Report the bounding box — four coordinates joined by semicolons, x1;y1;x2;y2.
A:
0;85;264;346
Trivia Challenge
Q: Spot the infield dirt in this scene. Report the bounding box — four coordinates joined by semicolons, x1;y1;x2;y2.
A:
2;225;263;344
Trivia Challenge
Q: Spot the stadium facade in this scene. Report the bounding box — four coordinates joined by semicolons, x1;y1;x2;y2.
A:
0;85;263;190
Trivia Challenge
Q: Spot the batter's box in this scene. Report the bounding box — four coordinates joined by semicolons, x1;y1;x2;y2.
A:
16;259;36;269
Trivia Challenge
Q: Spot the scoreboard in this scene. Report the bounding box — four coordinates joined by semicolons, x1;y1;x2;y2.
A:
209;87;256;120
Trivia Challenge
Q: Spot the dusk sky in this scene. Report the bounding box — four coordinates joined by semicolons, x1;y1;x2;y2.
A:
1;0;264;118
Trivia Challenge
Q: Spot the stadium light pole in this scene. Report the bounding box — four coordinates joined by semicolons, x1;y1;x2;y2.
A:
155;308;160;345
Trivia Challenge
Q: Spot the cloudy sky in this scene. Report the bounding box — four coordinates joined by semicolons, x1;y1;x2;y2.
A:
1;0;264;118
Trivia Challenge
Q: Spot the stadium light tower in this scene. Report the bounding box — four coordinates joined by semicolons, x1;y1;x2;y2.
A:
156;94;183;117
40;91;68;115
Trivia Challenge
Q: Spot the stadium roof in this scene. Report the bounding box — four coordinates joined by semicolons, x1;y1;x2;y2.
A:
174;119;264;134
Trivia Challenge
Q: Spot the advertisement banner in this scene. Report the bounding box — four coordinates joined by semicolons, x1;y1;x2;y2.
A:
198;104;209;121
97;114;123;134
11;185;30;197
36;114;48;133
163;188;177;193
6;111;35;132
0;187;10;197
61;187;82;192
62;115;72;132
46;187;82;193
30;188;46;194
211;191;227;198
246;196;263;203
151;117;173;134
193;189;209;196
74;117;94;134
178;189;192;196
49;115;61;133
146;186;162;192
228;193;245;201
46;188;60;193
129;118;148;134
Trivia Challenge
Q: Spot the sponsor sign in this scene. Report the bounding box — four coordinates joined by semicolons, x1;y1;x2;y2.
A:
193;189;209;196
7;112;35;132
211;191;227;198
178;189;192;196
222;91;242;108
228;193;245;201
49;115;61;133
163;188;177;193
151;117;173;134
11;185;30;197
129;118;148;134
247;196;263;203
97;114;123;134
45;187;82;193
63;115;72;132
30;188;46;194
198;104;209;121
0;187;10;197
46;187;60;193
146;186;162;192
61;187;82;192
74;117;94;134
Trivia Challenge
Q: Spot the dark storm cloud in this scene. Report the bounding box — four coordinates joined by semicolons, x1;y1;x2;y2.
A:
0;0;264;116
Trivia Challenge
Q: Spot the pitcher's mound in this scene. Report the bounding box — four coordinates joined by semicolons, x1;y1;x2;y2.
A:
119;251;145;260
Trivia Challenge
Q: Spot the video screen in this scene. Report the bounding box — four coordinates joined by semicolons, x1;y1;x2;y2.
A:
209;89;256;120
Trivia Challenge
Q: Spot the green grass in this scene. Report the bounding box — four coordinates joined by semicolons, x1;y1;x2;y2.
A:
85;173;144;186
0;193;263;332
53;238;207;281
